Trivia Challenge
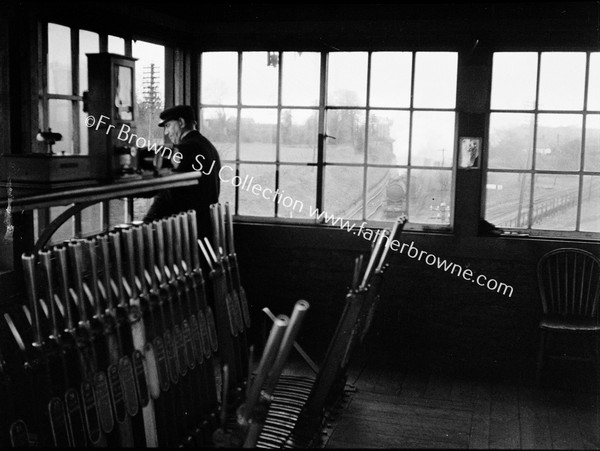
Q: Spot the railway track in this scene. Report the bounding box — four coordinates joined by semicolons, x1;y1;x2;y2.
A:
487;183;599;228
330;171;597;228
340;173;389;221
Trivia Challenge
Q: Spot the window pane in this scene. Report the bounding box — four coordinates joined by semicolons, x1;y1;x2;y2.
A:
200;107;238;161
81;203;103;235
133;40;165;142
281;52;320;106
79;30;99;95
241;52;278;106
532;174;578;230
409;169;452;224
584;114;600;171
327;52;367;106
202;52;238;105
109;199;128;228
48;99;73;154
49;206;74;244
538;52;586;111
277;165;316;219
488;113;534;170
108;35;125;55
490;53;537;110
367;167;407;222
324;166;364;220
410;111;455;167
48;23;72;95
535;114;582;171
368;110;409;165
219;170;236;213
588;53;600;111
237;164;274;216
581;176;600;232
485;172;531;228
413;52;457;109
325;109;366;163
369;52;412;108
239;109;277;161
280;109;318;163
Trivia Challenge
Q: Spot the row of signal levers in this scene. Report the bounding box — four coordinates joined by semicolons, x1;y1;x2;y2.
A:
0;201;407;448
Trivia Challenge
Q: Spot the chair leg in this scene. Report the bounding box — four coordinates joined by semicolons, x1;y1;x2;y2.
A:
536;329;547;385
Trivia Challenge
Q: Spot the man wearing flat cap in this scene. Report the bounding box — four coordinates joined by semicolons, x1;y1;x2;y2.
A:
144;104;221;238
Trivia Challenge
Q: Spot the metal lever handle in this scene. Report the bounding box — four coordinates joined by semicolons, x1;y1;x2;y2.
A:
22;254;43;347
163;217;176;280
262;307;318;374
351;254;364;291
83;238;102;318
170;215;184;277
197;239;214;271
209;204;221;256
54;246;75;332
359;229;388;291
38;250;60;339
143;223;159;292
263;300;311;394
203;237;219;266
122;228;138;299
375;215;408;273
133;225;149;296
218;204;228;256
187;210;201;272
67;241;89;326
243;315;288;423
109;231;126;306
154;219;167;284
224;203;235;256
97;234;115;311
179;213;192;275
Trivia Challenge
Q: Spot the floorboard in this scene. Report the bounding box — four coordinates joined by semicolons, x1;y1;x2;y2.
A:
468;381;491;450
518;385;552;450
317;356;598;450
546;391;586;450
488;382;520;449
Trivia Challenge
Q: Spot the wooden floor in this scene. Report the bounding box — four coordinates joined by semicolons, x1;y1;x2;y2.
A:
316;352;600;449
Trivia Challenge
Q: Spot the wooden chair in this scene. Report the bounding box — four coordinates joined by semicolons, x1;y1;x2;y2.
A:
536;248;600;385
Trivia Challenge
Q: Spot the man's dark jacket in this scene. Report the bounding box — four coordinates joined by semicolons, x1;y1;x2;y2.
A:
144;130;221;239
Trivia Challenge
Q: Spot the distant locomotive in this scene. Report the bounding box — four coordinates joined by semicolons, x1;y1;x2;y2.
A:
384;174;407;217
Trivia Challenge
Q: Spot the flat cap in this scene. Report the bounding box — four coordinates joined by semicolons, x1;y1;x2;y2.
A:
158;105;196;127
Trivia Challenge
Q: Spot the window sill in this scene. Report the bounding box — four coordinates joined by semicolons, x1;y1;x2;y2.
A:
232;214;453;233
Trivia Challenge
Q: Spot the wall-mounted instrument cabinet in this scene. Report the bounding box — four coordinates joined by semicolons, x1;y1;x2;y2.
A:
0;154;92;190
85;53;140;181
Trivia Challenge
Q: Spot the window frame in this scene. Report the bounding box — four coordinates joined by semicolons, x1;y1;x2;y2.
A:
484;51;600;240
199;50;459;232
39;21;137;243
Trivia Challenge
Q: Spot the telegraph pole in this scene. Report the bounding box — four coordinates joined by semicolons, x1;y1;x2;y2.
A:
142;63;161;139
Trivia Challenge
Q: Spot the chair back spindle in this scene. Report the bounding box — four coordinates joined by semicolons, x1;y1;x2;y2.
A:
537;248;600;318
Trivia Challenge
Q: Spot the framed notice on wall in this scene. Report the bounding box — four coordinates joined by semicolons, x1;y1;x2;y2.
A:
459;137;481;169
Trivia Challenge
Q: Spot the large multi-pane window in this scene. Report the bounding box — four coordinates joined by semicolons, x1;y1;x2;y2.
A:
200;51;458;226
43;23;104;242
40;23;165;244
486;52;600;236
